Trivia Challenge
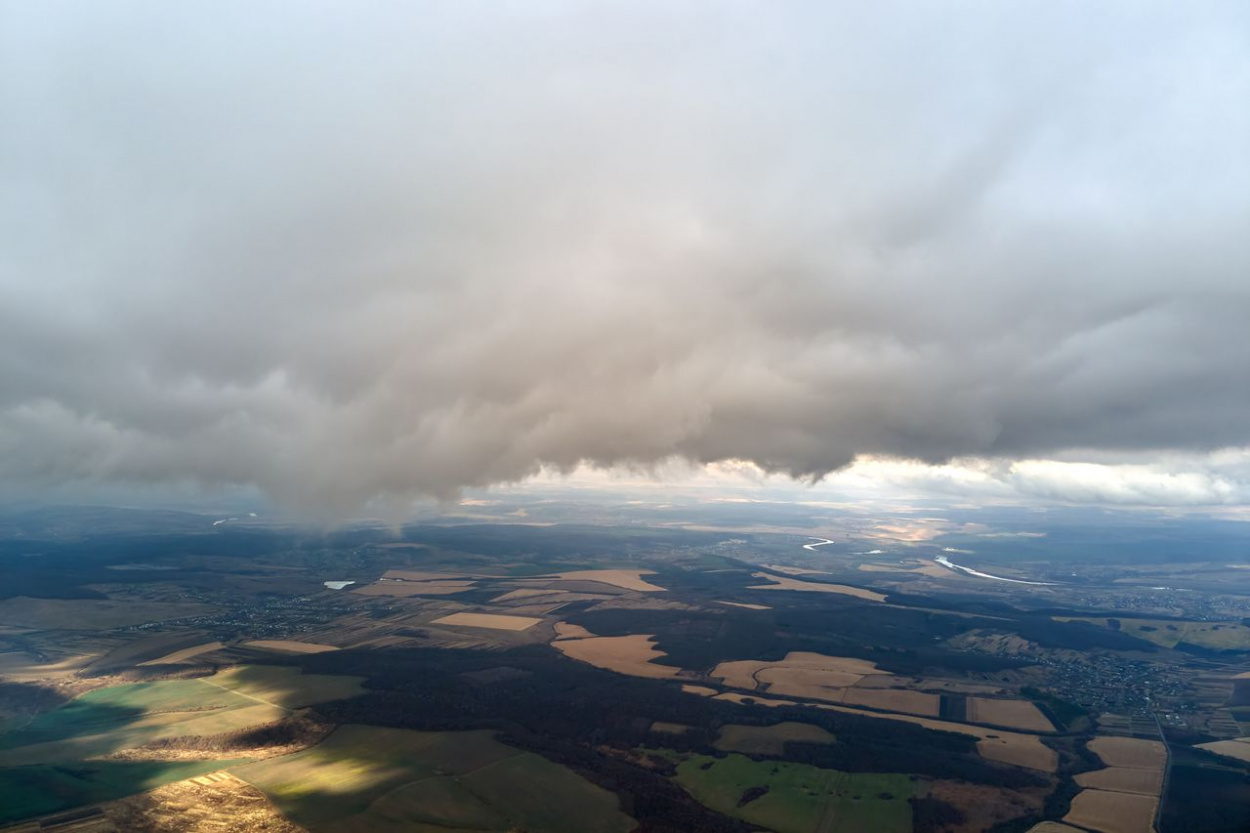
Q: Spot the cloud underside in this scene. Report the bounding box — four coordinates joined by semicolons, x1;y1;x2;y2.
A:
1;3;1248;514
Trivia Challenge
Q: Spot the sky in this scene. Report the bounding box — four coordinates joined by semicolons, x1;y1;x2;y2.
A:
2;2;1248;518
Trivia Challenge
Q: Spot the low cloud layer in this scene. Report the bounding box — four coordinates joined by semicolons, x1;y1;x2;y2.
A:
2;2;1248;515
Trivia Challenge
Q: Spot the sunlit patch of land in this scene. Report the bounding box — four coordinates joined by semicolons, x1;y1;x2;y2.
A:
492;588;567;603
242;640;339;655
746;572;887;602
352;572;478;596
543;569;667;592
1074;765;1164;795
1054;616;1250;650
708;691;1058;772
673;752;915;833
551;634;682;679
1195;737;1250;763
712;652;888;696
681;684;718;697
430;612;543;631
1063;788;1158;833
138;642;225;666
232;725;634;833
0;666;365;824
966;698;1055;732
763;564;827;575
715;600;771;610
101;770;305;833
552;621;595;640
1086;737;1166;769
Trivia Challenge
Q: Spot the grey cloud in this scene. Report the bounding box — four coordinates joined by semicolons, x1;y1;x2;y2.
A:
1;1;1248;515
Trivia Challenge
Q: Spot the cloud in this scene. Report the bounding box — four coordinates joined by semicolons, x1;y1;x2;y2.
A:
1;2;1248;515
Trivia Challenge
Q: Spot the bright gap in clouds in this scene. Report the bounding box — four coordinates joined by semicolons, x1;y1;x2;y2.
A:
518;451;1250;511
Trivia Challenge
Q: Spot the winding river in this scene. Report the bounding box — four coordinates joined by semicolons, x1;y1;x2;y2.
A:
933;555;1057;586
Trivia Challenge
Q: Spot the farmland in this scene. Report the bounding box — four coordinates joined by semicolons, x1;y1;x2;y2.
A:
966;698;1055;732
714;721;836;755
746;573;888;602
232;724;634;832
243;640;340;654
1195;737;1250;763
1063;788;1158;833
542;569;667;592
3;509;1249;831
0;759;243;824
1063;735;1167;833
0;597;219;631
673;752;914;833
429;612;543;630
101;770;303;833
1087;737;1166;769
551;633;683;678
0;666;364;824
1053;616;1250;651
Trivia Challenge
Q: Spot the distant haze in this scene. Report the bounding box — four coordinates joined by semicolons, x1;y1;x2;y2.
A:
2;2;1248;515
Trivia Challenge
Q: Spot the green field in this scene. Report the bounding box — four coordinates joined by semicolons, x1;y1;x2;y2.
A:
0;666;363;767
0;759;243;823
0;665;366;824
674;753;913;833
233;724;635;833
1056;617;1250;650
714;722;837;756
202;664;366;708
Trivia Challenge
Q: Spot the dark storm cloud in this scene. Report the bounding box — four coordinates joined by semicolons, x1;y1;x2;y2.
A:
1;1;1248;514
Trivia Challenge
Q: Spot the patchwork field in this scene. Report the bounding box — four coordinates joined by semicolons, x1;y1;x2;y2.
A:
966;698;1055;732
712;652;887;693
493;588;567;603
552;634;682;679
430;612;543;631
0;678;268;764
746;573;888;602
1054;616;1250;651
1074;765;1163;795
842;688;941;717
709;652;947;716
674;752;913;833
764;564;830;575
1063;788;1158;833
1087;737;1166;770
353;578;477;597
681;684;718;697
0;665;365;823
0;760;246;825
243;640;340;654
710;691;1058;772
204;665;366;708
232;725;634;833
552;621;595;640
714;722;836;755
101;770;304;833
650;721;690;735
0;651;91;683
138;642;225;665
0;598;218;631
543;570;666;592
1063;735;1166;832
1195;737;1250;763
